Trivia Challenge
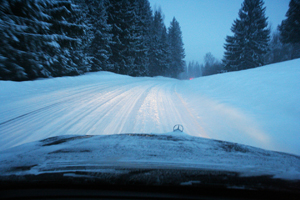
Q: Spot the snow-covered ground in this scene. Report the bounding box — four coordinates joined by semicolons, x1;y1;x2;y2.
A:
0;59;299;156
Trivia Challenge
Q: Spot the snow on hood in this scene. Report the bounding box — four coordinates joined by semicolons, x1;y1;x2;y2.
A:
0;132;299;180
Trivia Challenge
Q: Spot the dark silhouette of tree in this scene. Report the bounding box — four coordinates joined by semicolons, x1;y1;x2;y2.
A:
168;17;185;78
202;53;223;76
148;9;169;76
223;0;270;72
278;0;300;59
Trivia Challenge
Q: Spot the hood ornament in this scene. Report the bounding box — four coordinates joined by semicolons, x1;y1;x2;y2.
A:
173;124;184;132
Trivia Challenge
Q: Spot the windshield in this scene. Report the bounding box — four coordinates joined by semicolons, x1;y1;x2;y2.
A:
0;0;300;194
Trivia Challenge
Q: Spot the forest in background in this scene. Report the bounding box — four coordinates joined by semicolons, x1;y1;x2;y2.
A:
0;0;185;81
182;0;300;79
0;0;299;81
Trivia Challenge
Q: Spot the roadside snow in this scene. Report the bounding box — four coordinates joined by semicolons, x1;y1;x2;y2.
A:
177;59;300;155
0;59;300;156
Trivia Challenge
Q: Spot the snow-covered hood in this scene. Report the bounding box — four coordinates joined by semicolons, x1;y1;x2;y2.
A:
0;132;300;194
0;132;299;180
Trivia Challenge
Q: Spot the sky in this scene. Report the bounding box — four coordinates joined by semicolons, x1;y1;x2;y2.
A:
148;0;290;64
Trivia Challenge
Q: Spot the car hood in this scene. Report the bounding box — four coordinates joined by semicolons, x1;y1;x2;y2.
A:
0;132;299;192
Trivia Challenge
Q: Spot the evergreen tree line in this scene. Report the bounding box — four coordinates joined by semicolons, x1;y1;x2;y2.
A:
223;0;300;73
196;0;300;77
181;53;223;79
0;0;185;81
179;61;201;79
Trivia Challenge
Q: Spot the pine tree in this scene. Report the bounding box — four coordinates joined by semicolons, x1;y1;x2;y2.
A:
278;0;300;59
223;0;270;72
0;0;53;80
70;0;92;73
223;36;240;71
167;17;185;78
161;26;171;75
187;61;194;78
187;61;201;78
264;30;295;64
83;0;112;72
72;0;112;72
44;0;86;77
0;0;88;80
0;0;185;80
148;9;169;76
106;0;136;75
203;52;223;76
279;0;300;44
130;0;153;76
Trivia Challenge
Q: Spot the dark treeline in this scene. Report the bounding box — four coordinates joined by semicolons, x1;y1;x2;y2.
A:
180;53;223;79
223;0;300;75
0;0;185;81
183;0;300;79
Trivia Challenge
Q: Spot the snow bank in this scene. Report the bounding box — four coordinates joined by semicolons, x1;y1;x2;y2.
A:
177;59;300;155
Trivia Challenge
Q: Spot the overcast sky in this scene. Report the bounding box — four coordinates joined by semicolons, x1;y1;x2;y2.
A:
148;0;290;64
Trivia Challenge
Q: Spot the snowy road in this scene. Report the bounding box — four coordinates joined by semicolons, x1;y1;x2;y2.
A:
0;73;208;151
1;59;300;155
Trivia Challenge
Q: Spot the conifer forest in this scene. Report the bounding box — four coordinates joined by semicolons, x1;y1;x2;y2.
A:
0;0;299;81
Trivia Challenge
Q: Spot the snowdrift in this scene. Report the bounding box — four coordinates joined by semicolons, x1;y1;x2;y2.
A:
177;58;300;155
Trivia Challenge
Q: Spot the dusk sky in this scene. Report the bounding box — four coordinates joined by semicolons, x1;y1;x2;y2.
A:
148;0;290;64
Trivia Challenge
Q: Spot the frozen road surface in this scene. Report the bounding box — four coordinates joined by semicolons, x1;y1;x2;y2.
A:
0;73;206;151
1;59;300;155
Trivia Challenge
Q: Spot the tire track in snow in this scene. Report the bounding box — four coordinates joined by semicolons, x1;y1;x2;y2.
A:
173;85;209;138
58;81;160;135
0;79;162;150
0;76;209;151
158;83;205;136
98;82;161;134
0;79;147;130
132;80;208;136
0;79;151;150
0;77;149;124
